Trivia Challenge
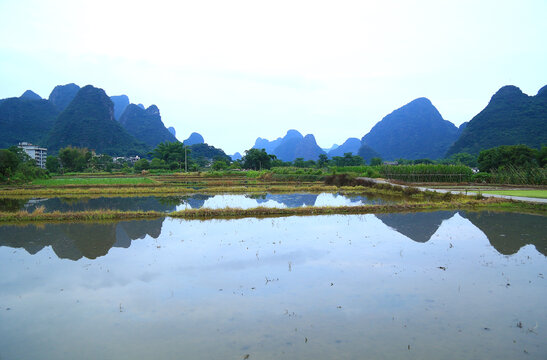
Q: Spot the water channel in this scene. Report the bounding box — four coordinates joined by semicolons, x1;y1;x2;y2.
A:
0;211;545;359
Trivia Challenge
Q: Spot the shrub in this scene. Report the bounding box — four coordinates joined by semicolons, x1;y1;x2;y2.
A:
471;172;491;183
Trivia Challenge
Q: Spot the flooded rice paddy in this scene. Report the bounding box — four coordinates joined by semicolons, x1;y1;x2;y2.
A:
0;193;394;213
0;211;546;359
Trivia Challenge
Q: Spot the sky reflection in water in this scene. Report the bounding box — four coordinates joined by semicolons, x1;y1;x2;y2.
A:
0;193;393;214
0;211;545;359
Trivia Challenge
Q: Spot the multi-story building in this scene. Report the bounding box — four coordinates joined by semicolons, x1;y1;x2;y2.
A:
17;142;47;169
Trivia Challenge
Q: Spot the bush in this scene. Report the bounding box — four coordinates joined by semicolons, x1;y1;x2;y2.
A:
134;159;150;171
471;172;491;183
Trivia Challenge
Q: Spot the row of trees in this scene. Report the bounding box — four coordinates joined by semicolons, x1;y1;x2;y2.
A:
45;147;121;173
42;142;228;174
9;141;543;179
237;149;374;170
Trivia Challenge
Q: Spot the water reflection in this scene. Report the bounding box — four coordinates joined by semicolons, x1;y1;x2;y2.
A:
376;211;457;243
0;219;163;260
1;211;545;259
461;211;547;256
0;193;396;213
0;211;546;359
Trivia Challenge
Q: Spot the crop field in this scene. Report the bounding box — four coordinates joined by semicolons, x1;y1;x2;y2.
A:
30;177;157;186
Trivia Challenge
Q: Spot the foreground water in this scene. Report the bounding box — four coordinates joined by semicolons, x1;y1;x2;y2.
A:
0;211;546;359
0;193;395;213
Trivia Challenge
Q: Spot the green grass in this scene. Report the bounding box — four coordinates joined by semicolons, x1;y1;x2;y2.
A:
31;177;157;186
482;190;547;199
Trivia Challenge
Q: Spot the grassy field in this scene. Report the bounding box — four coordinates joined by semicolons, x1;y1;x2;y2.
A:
31;177;157;186
482;190;547;199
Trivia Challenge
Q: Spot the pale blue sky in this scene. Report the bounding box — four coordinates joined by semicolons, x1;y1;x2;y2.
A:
1;0;546;154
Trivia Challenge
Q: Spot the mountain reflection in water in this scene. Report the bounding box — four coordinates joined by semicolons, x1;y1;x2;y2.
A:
0;219;163;260
2;193;397;214
0;211;545;260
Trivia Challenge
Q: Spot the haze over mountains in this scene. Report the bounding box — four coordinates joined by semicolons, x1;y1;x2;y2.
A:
0;83;545;160
252;130;325;161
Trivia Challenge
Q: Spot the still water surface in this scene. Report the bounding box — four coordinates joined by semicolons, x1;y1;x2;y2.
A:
0;193;393;213
0;211;545;359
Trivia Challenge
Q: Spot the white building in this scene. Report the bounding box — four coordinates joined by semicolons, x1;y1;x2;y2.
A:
18;142;47;169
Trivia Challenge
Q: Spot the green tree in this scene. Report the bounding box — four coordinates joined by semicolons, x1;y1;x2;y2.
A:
212;159;229;170
478;145;538;172
7;146;32;163
242;148;275;170
293;157;305;168
317;154;329;168
449;153;477;167
370;157;382;166
1;147;47;183
45;156;60;173
134;158;150;171
89;154;113;172
0;149;20;178
59;146;90;172
150;158;168;169
151;141;190;170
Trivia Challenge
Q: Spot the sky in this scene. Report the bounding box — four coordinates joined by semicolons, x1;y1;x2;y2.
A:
0;0;546;155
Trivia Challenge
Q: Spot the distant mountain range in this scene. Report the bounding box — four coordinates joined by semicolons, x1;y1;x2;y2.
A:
253;129;325;161
0;83;179;156
327;138;361;158
247;84;545;162
2;83;545;161
230;152;242;161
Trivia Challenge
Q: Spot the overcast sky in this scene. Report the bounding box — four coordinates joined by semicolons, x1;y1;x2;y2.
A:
1;0;546;154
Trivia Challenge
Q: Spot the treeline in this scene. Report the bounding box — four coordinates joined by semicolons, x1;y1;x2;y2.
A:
3;142;545;185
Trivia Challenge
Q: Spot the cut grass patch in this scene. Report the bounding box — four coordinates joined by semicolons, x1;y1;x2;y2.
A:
31;177;157;186
482;190;547;199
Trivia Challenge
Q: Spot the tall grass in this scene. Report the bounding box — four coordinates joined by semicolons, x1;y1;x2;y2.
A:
380;164;473;182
